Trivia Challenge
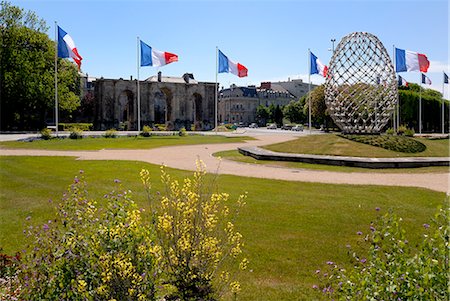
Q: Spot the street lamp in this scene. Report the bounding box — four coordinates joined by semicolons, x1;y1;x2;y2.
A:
331;38;336;53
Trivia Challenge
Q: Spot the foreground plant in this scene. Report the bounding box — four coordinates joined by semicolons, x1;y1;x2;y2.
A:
18;172;156;301
314;204;449;300
141;161;248;300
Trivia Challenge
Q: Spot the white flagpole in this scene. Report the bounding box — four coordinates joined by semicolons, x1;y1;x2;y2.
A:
308;48;311;134
419;75;422;134
442;71;445;134
393;45;399;132
215;46;218;134
54;21;59;137
137;36;141;133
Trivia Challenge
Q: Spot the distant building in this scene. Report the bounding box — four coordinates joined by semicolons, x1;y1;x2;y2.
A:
218;78;317;125
93;72;216;131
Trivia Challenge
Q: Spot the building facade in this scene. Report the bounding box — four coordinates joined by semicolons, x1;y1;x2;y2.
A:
93;73;216;131
218;79;316;125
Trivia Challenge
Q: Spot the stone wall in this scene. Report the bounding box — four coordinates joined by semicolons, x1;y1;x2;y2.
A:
94;77;216;131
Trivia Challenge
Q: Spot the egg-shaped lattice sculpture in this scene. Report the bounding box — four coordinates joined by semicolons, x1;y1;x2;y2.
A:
325;32;397;134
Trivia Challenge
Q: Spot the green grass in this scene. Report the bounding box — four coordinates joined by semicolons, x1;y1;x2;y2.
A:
214;150;450;173
0;156;446;300
263;134;449;157
0;135;253;151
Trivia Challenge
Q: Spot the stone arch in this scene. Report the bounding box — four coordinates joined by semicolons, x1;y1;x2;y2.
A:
159;87;173;130
193;92;203;130
118;90;134;129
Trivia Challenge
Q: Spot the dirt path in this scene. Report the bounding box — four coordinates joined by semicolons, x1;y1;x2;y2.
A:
1;135;448;193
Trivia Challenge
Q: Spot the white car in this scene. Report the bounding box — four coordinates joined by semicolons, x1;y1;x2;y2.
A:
292;125;303;131
267;124;277;129
249;123;258;128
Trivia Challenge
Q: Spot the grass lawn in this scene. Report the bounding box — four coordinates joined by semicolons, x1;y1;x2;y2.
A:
0;135;253;151
0;156;446;300
214;150;450;173
263;134;449;157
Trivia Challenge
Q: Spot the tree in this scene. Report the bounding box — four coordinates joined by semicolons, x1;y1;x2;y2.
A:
256;105;270;126
283;97;306;124
0;1;80;131
303;84;332;129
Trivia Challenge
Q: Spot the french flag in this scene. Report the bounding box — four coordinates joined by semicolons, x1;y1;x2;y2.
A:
218;50;248;78
140;40;178;67
421;73;432;85
310;52;328;77
57;26;82;70
398;75;408;87
395;48;430;73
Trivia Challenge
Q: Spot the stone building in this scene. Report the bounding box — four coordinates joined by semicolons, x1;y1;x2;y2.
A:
218;79;316;125
94;72;216;131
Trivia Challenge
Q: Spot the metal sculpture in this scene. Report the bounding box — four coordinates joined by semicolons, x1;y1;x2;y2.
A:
325;32;397;134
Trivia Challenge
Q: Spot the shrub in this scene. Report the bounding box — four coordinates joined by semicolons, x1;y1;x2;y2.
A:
314;204;450;300
40;128;52;140
18;173;157;300
178;126;187;136
59;123;93;131
104;128;117;138
154;124;167;131
69;128;83;139
397;125;407;136
339;134;426;153
385;128;395;136
140;161;248;300
141;125;152;137
404;127;415;137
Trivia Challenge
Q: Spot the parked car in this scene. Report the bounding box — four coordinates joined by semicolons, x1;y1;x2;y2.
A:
281;124;293;130
249;123;258;128
267;123;277;129
292;125;303;131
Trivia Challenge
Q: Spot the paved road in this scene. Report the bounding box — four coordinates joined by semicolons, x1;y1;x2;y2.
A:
1;131;448;193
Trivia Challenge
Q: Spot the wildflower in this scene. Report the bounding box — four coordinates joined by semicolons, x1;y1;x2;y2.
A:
114;179;121;183
79;169;84;174
26;216;31;221
370;226;376;232
326;261;334;265
312;284;318;289
74;177;79;184
346;244;351;248
360;258;367;263
315;269;321;274
42;224;49;231
375;207;380;211
357;231;363;235
423;223;430;229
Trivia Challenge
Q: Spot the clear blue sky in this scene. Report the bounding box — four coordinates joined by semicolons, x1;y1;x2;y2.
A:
12;0;450;97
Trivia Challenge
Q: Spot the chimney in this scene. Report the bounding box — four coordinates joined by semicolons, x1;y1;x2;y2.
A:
130;75;133;80
158;71;162;82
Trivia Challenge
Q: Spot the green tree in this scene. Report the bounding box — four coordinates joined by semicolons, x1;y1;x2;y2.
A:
283;97;305;124
256;104;270;126
0;1;80;130
304;84;334;129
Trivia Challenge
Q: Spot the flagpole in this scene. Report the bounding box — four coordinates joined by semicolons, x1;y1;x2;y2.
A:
137;36;141;133
442;71;445;134
215;46;218;134
419;75;422;134
308;48;311;134
54;21;59;137
393;45;398;132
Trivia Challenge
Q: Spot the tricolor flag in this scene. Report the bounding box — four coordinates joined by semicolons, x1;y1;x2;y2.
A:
444;72;449;84
395;48;430;73
140;40;178;67
310;52;328;77
57;26;82;70
398;75;408;87
421;73;432;85
218;50;248;77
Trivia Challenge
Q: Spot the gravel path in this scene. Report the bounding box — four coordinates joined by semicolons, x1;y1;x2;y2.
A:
1;134;448;193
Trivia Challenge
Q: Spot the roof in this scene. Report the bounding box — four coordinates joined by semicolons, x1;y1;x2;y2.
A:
145;75;198;84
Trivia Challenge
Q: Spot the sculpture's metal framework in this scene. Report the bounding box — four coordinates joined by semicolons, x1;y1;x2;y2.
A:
325;32;397;134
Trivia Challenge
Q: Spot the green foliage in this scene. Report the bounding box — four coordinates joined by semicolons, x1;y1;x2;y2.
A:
141;125;153;137
256;105;270;126
339;134;426;153
59;123;93;131
18;174;157;300
0;1;81;130
315;204;449;300
141;162;248;300
283;98;305;124
154;124;167;131
178;126;187;136
69;128;83;139
404;128;415;137
104;128;117;138
385;128;395;135
40;128;52;140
